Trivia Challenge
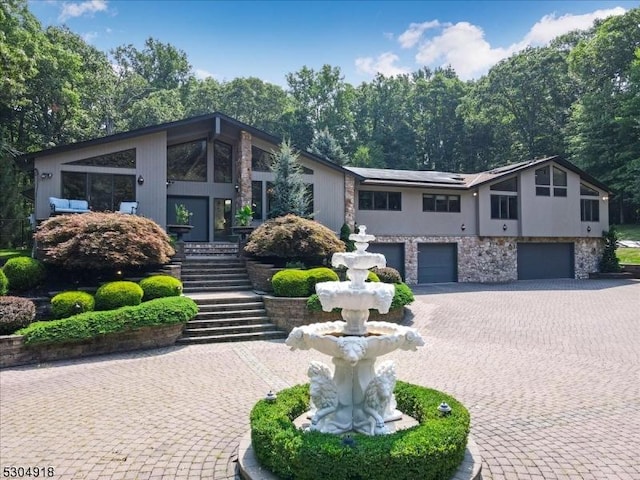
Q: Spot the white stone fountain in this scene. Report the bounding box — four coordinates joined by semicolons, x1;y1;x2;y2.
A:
285;226;424;435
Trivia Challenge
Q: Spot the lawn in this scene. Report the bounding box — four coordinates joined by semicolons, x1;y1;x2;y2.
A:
0;248;29;263
617;248;640;265
613;224;640;241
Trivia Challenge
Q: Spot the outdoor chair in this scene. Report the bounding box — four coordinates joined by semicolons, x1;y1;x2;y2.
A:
118;201;138;214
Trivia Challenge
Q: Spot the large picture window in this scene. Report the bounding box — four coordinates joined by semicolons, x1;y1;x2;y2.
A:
62;172;135;211
423;194;460;212
535;166;567;197
214;140;232;183
65;149;136;168
359;191;401;211
580;199;599;222
252;146;272;172
491;195;518;220
167;139;207;182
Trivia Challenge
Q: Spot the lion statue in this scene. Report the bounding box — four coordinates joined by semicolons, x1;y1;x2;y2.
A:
363;361;397;435
307;361;338;431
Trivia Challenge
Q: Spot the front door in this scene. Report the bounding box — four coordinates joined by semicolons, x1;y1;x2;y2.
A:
214;198;233;241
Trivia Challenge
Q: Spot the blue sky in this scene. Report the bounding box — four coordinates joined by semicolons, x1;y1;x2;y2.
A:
29;0;638;86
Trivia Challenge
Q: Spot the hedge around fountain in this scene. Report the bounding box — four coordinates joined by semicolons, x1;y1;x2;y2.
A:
250;381;470;480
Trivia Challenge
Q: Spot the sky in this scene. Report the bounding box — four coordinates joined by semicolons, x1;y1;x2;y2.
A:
29;0;639;86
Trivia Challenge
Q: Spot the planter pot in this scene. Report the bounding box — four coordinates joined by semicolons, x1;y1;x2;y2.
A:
167;224;194;241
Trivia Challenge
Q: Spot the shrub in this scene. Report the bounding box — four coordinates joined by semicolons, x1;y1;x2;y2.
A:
244;214;345;265
51;291;95;319
2;257;46;291
339;223;355;252
391;282;415;309
0;269;8;295
371;266;402;283
18;296;198;345
306;267;339;293
34;212;175;270
366;271;380;282
95;281;144;310
272;269;310;297
600;228;621;273
139;275;183;301
250;381;470;480
0;296;36;335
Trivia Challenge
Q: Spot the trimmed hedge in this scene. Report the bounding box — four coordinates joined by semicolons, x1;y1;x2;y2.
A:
17;296;198;346
306;267;339;293
0;296;36;335
0;269;8;295
139;275;183;301
51;291;95;319
366;271;380;282
250;381;470;480
95;281;144;310
3;257;45;291
272;269;310;297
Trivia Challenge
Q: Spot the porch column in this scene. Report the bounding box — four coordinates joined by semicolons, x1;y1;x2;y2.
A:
344;173;356;228
237;131;252;210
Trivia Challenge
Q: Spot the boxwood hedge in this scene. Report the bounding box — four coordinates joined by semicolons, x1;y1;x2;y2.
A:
17;296;198;346
250;381;470;480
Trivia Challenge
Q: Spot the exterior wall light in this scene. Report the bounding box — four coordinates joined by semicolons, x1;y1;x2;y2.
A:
503;224;508;231
602;196;609;201
235;185;240;192
461;224;466;231
40;172;52;179
137;175;144;185
587;226;591;232
472;192;478;197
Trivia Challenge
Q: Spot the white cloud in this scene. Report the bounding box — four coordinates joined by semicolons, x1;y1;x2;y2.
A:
81;31;98;43
194;69;218;80
398;20;442;48
59;0;108;21
414;22;511;80
520;7;626;46
355;52;411;77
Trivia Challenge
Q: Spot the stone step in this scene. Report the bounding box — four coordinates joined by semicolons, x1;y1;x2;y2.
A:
183;323;277;337
182;267;247;275
195;309;268;320
187;316;270;328
182;285;253;293
176;330;287;344
182;273;250;282
183;279;252;288
188;296;263;306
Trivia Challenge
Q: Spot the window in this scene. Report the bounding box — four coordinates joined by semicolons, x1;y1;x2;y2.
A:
167;139;207;182
358;191;401;211
491;195;518;220
490;177;518;192
423;194;461;212
252;181;263;220
581;199;599;222
580;183;599;196
536;166;567;197
214;140;232;183
62;172;135;211
252;146;272;172
65;149;136;168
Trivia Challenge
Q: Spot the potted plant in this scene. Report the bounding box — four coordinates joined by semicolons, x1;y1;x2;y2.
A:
232;204;255;245
167;204;194;241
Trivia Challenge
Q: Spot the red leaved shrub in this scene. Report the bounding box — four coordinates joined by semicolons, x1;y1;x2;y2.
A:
0;296;36;335
34;212;175;270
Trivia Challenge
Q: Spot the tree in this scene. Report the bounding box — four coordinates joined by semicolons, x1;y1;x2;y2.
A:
268;141;310;218
309;127;348;165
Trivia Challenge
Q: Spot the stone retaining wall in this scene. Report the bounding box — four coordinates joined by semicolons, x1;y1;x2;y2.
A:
263;296;405;333
246;260;282;293
0;323;184;369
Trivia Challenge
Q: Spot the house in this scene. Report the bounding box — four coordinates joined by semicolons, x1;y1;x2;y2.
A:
16;112;610;284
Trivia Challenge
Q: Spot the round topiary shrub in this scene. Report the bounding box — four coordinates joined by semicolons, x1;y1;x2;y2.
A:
391;282;415;309
272;269;310;297
0;269;8;295
250;381;470;480
95;281;144;311
0;296;36;335
372;266;403;284
34;212;175;270
306;267;339;293
139;275;183;301
2;257;46;291
366;271;380;282
50;291;95;319
244;214;345;265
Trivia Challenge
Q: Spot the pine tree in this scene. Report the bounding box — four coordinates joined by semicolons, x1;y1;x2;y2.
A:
269;140;310;218
599;227;621;273
309;127;348;165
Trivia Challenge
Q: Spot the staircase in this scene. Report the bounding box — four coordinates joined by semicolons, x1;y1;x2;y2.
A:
177;292;287;344
178;243;287;344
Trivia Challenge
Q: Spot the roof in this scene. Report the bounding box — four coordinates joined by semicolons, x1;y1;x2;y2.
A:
347;156;611;193
15;112;350;175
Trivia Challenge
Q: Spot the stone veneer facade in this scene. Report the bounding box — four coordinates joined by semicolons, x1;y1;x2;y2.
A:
236;131;253;210
373;236;603;284
344;174;356;227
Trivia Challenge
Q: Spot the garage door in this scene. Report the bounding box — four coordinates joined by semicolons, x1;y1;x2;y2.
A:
517;243;574;280
368;243;405;280
418;243;457;283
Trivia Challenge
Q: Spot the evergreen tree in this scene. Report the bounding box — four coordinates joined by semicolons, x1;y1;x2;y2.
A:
269;140;310;218
599;227;621;273
309;127;349;165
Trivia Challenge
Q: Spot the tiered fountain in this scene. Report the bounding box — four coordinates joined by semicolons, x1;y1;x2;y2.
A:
285;225;425;435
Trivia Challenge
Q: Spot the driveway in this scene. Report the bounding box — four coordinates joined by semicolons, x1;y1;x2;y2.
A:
1;279;639;480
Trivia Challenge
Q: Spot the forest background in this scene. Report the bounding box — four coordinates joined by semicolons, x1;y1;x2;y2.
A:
1;1;638;247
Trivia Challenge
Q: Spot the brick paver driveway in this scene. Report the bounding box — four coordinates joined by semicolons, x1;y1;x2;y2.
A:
1;279;639;480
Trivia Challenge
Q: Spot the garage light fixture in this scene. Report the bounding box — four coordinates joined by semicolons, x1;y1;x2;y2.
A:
503;224;508;231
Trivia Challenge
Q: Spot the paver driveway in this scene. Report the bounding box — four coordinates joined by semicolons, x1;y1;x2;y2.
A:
1;279;639;480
